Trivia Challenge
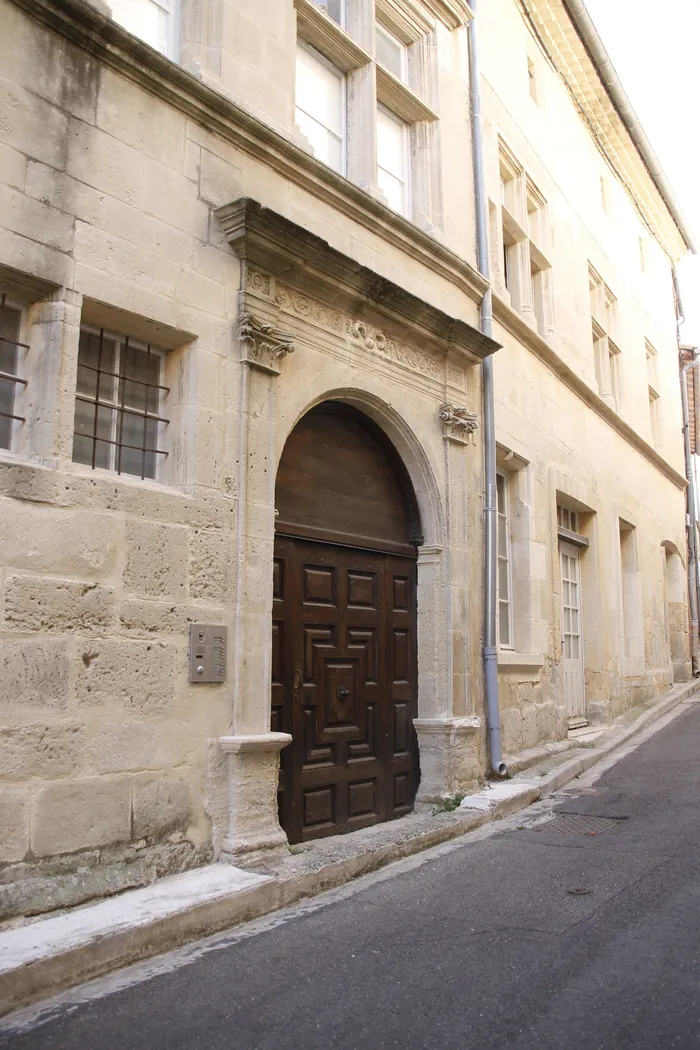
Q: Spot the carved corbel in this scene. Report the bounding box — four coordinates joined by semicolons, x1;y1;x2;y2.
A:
237;313;295;375
439;403;479;444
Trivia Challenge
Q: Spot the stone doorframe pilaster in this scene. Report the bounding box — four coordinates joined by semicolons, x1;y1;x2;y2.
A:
214;197;500;864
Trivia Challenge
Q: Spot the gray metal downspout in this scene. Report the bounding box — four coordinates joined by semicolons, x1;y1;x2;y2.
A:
679;357;700;675
468;0;507;777
674;265;700;675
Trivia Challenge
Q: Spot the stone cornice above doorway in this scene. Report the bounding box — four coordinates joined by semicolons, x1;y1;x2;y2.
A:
216;198;501;368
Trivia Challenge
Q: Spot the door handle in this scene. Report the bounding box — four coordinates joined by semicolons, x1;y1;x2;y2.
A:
337;687;349;700
293;668;302;702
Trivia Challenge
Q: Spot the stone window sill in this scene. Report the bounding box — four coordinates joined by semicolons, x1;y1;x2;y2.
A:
497;651;544;672
294;0;372;72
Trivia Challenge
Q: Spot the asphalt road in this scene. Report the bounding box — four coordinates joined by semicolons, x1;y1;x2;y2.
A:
4;699;700;1050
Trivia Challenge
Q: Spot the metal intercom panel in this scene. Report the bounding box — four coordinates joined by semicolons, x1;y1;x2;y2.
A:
189;624;227;683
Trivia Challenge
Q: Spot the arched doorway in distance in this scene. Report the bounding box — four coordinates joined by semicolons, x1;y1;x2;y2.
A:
271;400;423;844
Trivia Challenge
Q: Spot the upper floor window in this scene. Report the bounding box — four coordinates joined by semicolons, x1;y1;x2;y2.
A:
496;470;514;649
0;294;27;451
639;236;647;272
109;0;179;59
375;22;407;82
557;504;579;534
313;0;344;26
295;44;345;175
646;340;662;446
498;145;553;339
376;105;410;217
589;266;623;412
72;327;169;481
527;56;538;104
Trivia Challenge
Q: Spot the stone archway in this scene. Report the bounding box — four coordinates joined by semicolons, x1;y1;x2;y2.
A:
272;401;422;843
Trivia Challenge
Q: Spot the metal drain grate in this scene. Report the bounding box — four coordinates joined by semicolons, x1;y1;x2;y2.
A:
534;812;627;836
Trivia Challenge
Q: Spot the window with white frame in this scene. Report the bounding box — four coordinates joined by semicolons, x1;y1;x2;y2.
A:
0;294;27;451
109;0;179;59
72;327;169;481
589;266;623;411
376;105;410;218
375;22;408;83
646;340;662;446
295;44;346;175
496;470;514;649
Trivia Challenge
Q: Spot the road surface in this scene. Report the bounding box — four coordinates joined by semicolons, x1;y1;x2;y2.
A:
3;699;700;1050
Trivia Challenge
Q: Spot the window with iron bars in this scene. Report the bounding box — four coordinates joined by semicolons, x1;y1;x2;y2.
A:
0;294;28;451
72;327;169;481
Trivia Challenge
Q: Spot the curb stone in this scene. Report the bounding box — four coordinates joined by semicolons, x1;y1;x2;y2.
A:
1;677;698;1019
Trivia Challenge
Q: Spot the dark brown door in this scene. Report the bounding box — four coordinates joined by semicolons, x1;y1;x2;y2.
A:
272;402;422;844
272;537;418;842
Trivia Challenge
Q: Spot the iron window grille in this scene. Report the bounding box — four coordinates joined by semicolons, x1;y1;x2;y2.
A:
72;326;169;481
0;294;28;450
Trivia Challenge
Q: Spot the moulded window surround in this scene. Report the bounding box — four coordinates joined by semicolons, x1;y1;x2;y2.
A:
109;0;180;59
609;342;623;410
646;341;662;446
295;44;346;175
294;0;372;73
496;470;514;649
589;267;622;411
619;521;644;665
649;388;662;447
376;104;410;217
527;56;538;104
375;21;408;82
0;294;27;452
498;147;553;338
497;451;540;659
72;326;169;482
639;236;647;272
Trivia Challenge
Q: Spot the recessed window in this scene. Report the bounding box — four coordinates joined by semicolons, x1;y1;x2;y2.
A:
72;327;169;481
527;57;538;103
109;0;179;58
313;0;344;25
557;504;579;534
646;341;662;446
639;236;647;272
496;471;513;649
589;267;622;412
295;44;345;175
376;105;409;217
375;23;407;82
0;294;27;451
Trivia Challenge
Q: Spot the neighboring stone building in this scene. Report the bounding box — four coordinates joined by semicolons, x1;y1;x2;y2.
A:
0;0;693;918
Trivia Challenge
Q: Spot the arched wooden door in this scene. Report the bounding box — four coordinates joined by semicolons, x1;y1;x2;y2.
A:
272;402;422;843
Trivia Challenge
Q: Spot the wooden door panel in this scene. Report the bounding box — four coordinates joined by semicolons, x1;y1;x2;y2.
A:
275;537;418;843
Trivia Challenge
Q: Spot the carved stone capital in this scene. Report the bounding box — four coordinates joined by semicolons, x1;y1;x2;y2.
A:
237;312;295;375
439;403;479;444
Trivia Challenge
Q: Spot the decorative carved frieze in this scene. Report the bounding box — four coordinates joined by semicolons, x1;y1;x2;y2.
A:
237;312;295;375
439;403;479;443
244;270;460;385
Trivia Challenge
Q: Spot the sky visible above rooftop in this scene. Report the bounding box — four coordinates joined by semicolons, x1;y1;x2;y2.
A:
584;0;700;345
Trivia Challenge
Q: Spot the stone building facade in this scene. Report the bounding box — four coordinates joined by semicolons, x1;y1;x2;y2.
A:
0;0;692;918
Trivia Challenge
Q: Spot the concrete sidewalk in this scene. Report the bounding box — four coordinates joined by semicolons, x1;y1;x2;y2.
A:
2;677;698;1018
